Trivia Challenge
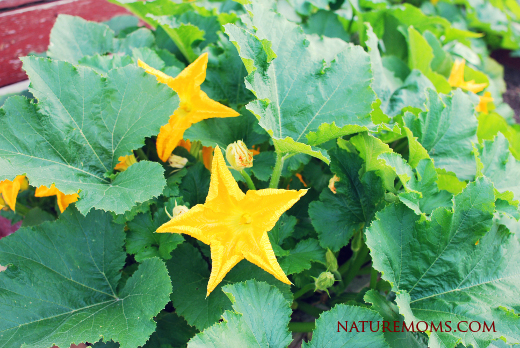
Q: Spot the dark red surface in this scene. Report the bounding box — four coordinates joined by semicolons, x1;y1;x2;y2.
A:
0;216;21;239
0;0;130;87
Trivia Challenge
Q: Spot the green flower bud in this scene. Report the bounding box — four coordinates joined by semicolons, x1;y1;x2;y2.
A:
325;249;338;273
314;271;335;294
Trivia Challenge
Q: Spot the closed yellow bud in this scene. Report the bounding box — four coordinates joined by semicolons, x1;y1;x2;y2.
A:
226;140;253;171
172;205;189;217
329;175;340;194
168;154;188;169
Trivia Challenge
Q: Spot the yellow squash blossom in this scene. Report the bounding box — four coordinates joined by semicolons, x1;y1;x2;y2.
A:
114;154;137;172
138;53;240;162
35;184;79;213
475;92;493;114
157;147;307;296
0;175;28;211
448;60;487;93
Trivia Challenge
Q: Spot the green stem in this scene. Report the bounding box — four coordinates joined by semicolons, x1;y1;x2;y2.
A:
269;151;285;189
135;148;148;161
293;283;315;300
240;170;256;190
296;301;325;318
289;322;315;332
370;267;378;289
14;203;30;216
340;243;370;291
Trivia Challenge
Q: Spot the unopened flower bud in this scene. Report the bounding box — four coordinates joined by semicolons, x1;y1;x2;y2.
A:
172;205;189;217
329;175;340;194
226;140;253;171
314;271;335;294
168;154;188;169
325;249;338;273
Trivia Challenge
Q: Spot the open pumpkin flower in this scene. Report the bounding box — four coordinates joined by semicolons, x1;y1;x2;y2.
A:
475;91;494;114
138;53;240;162
448;59;487;93
35;184;79;213
157;146;307;296
114;154;137;172
0;175;28;211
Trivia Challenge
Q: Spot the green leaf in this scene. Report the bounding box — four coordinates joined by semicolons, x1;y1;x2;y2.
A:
143;311;199;348
203;36;255;105
367;177;520;347
104;15;139;36
187;280;292;348
303;10;350;42
407;26;451;94
184;109;269;149
309;147;386;251
0;207;172;348
225;1;376;161
180;162;211;207
268;213;297;247
364;290;428;348
0;58;175;214
278;238;326;275
126;210;184;262
404;88;478;181
79;54;135;74
167;243;292;331
480;133;520;202
303;304;390;348
385;70;435;117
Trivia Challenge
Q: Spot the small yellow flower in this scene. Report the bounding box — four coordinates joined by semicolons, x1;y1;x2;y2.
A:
329;175;340;194
226;140;253;171
475;92;493;114
138;53;240;162
35;184;79;213
157;146;307;296
168;154;188;169
448;60;487;93
0;175;28;211
114;154;137;172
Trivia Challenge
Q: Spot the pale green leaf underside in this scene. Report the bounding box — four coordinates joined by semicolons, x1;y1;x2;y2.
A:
225;1;376;161
188;280;292;348
0;57;176;214
0;208;172;348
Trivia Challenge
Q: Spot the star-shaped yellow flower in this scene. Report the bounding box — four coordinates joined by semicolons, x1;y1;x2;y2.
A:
0;175;28;211
157;147;307;296
448;59;487;93
475;91;493;114
138;53;240;162
35;184;79;213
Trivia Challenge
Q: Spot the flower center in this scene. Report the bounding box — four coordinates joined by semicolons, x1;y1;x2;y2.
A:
240;213;252;224
180;102;193;113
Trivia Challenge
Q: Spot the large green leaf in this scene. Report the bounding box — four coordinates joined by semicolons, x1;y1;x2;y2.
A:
404;88;478;181
167;243;292;331
303;304;390;348
48;15;155;64
0;57;175;214
309;146;386;251
225;0;376;162
278;238;326;275
367;177;520;348
0;207;172;348
187;280;292;348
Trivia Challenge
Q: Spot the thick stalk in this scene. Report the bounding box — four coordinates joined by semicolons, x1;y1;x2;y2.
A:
269;151;285;188
296;301;325;318
240;170;256;190
288;322;316;332
340;243;370;292
293;283;315;300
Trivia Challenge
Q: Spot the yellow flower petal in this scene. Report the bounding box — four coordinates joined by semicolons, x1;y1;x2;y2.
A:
157;147;307;296
139;53;240;162
475;92;494;114
448;59;487;93
0;175;26;211
35;184;79;213
114;154;137;172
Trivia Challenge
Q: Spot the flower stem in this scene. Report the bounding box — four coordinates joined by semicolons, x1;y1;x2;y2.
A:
288;322;315;332
293;283;315;300
269;151;285;188
135;148;148;161
240;170;256;190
